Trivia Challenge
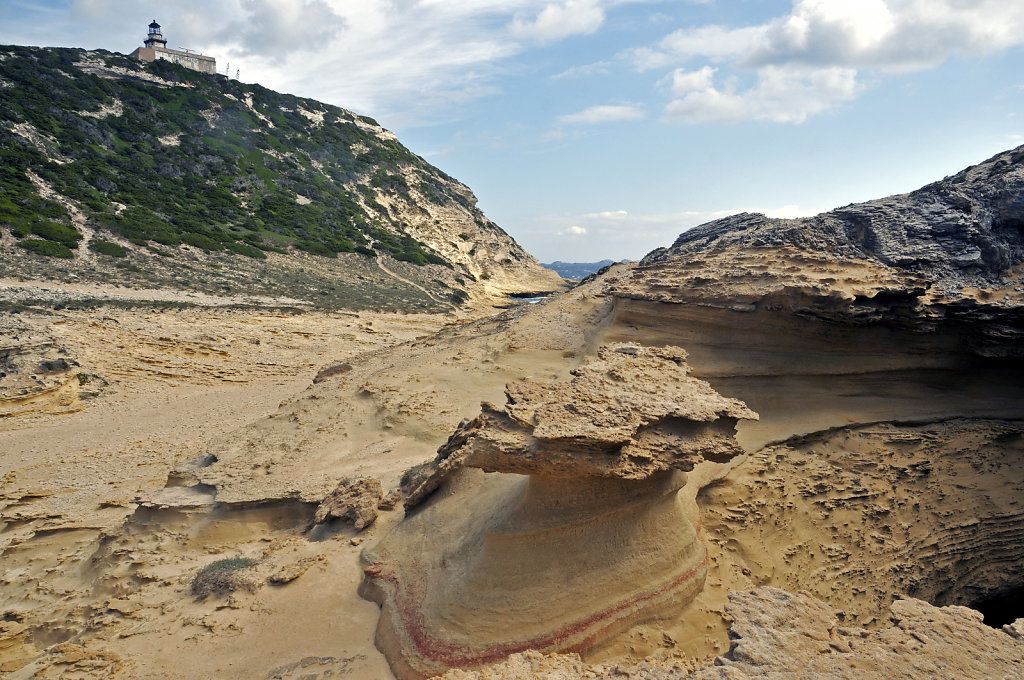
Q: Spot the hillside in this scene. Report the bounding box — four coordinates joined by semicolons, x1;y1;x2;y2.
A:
0;44;562;311
541;259;617;280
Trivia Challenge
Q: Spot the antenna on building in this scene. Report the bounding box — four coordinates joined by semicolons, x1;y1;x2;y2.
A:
225;62;230;77
236;69;240;80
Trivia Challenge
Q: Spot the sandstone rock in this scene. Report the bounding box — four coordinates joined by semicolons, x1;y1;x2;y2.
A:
269;557;320;585
362;345;757;680
698;419;1024;629
628;147;1024;359
313;478;382;530
403;343;756;508
463;344;754;479
696;588;1024;679
0;620;40;673
655;146;1024;288
377;488;402;511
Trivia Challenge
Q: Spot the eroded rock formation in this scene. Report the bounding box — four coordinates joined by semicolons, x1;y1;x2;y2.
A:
361;344;756;679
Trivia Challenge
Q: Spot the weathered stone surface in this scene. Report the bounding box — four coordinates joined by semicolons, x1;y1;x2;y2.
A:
439;587;1024;679
624;147;1024;359
403;344;756;509
268;556;321;585
700;588;1024;679
653;146;1024;288
376;488;402;511
313;478;382;530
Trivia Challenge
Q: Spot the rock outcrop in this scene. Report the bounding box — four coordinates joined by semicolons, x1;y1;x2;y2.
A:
361;344;756;679
650;145;1024;289
625;146;1024;358
698;418;1024;627
313;478;383;530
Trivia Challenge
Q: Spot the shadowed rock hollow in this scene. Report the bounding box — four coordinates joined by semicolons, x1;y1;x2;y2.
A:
360;344;756;680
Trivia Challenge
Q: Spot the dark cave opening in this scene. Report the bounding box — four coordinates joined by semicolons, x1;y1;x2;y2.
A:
972;586;1024;628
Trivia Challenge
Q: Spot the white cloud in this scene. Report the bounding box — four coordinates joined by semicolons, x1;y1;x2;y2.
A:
664;64;862;124
633;24;767;69
661;65;716;96
566;225;588;235
560;103;645;124
551;60;612;80
743;0;1024;71
510;0;605;42
638;1;1024;73
218;0;344;60
629;0;1024;125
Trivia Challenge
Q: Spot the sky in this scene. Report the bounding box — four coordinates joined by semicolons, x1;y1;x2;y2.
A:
2;1;1023;263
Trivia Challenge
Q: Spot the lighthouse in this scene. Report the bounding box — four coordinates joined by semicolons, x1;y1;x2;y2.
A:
144;20;167;49
130;19;217;75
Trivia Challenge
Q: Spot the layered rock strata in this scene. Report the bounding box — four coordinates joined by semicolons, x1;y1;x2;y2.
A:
629;145;1024;358
361;344;756;679
698;418;1024;626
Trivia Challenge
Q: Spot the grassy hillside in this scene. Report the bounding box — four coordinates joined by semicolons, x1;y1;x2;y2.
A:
0;45;467;262
0;45;561;310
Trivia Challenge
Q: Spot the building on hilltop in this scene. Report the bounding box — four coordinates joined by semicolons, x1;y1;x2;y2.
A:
129;20;216;75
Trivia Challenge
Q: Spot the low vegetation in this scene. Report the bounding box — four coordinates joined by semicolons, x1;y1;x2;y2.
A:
88;238;126;257
0;44;461;269
191;557;259;598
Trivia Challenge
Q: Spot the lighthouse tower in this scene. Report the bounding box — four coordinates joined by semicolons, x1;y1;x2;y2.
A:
144;20;167;49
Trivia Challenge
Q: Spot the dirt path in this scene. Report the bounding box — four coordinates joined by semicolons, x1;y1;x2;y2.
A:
375;257;456;311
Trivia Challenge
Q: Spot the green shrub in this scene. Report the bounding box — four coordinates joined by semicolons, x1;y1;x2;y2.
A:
180;232;224;251
31;221;82;247
89;239;127;257
225;241;267;259
191;557;259;598
17;238;74;258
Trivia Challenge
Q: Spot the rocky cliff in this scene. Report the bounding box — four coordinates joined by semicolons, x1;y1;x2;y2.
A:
650;145;1024;290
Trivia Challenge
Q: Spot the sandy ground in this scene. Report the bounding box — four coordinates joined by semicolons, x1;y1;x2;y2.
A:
2;259;1022;679
0;293;452;677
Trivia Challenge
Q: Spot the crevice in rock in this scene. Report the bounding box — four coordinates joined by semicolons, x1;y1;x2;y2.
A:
971;585;1024;628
